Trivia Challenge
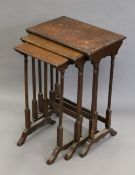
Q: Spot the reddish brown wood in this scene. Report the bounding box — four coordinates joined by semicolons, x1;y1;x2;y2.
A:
14;42;68;67
55;70;60;97
32;57;38;121
17;111;56;147
52;96;106;123
57;70;64;146
50;65;54;91
24;55;31;129
47;64;70;165
90;62;99;138
22;34;83;60
15;16;126;164
38;60;43;113
47;69;65;164
42;63;48;116
49;65;54;110
80;62;99;157
105;55;115;129
17;55;31;146
65;58;85;160
27;16;126;56
16;54;57;147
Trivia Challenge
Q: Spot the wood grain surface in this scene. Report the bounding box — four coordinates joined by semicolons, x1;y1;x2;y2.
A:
14;42;68;67
27;16;126;56
22;34;83;61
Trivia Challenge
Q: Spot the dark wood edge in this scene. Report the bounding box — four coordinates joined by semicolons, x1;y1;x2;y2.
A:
52;96;106;123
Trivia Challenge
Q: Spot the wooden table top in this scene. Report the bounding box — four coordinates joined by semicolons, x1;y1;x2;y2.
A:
21;34;83;61
14;42;68;67
27;16;126;56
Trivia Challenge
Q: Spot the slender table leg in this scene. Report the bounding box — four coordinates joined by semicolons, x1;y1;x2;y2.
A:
49;65;54;110
42;63;48;116
55;70;60;96
32;57;38;121
47;70;65;165
65;59;84;160
57;70;64;147
43;63;55;124
80;62;99;157
106;55;117;136
49;67;60;116
38;60;43;113
17;55;31;146
55;70;60;116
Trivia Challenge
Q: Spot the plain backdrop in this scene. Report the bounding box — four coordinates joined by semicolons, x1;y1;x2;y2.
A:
0;0;135;175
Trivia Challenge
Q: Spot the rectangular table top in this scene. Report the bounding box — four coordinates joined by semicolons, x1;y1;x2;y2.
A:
27;16;126;56
14;42;68;67
21;34;83;61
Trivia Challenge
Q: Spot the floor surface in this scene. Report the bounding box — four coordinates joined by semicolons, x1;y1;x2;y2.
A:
0;96;134;175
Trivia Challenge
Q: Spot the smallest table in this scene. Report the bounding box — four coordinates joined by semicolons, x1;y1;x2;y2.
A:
14;42;70;146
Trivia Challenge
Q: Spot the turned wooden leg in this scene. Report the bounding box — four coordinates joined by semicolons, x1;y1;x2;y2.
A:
38;60;43;113
53;70;60;116
49;67;60;117
42;63;55;125
65;59;84;160
105;55;117;134
55;70;60;97
32;57;38;121
49;65;54;109
17;55;31;146
47;70;65;165
42;63;48;116
80;62;99;157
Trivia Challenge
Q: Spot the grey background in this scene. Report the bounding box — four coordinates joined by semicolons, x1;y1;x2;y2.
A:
0;0;134;175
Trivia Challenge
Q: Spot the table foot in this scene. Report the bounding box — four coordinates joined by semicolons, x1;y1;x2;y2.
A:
47;140;74;165
47;147;61;165
79;140;92;158
17;131;28;146
64;142;78;160
17;114;56;146
79;128;117;158
109;128;117;136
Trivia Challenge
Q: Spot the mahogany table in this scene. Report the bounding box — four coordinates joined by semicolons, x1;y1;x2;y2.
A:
14;16;126;165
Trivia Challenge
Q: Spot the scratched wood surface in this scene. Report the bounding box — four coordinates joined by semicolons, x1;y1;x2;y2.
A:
21;34;83;61
14;42;68;67
27;16;126;56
